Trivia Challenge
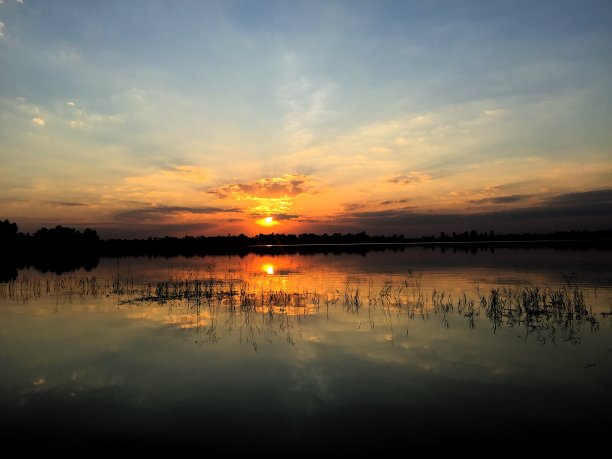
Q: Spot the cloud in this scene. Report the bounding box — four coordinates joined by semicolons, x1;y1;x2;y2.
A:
207;174;315;217
99;222;219;239
484;109;506;117
343;202;367;212
31;117;46;126
469;195;526;205
65;104;122;129
209;174;311;199
334;189;612;236
0;21;4;38
48;201;88;207
278;53;334;148
115;205;241;222
272;213;299;221
386;172;431;185
109;165;211;205
380;198;411;206
544;189;612;207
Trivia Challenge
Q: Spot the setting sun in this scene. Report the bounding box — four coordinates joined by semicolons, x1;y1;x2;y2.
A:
256;216;278;227
262;263;274;274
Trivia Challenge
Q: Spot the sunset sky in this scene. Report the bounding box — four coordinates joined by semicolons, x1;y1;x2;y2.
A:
1;0;611;237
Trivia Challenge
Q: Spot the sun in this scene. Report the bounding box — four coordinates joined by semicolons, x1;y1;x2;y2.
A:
256;216;279;227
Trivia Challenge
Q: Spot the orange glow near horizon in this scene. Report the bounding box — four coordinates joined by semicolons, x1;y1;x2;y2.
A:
262;263;275;274
256;216;279;227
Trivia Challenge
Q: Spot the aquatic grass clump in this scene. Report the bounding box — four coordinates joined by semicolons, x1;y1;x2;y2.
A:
120;277;238;305
342;280;362;313
432;290;454;328
457;292;478;329
0;275;118;303
1;269;608;346
479;276;598;343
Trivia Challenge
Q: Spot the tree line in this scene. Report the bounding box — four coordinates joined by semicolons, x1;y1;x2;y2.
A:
1;219;611;280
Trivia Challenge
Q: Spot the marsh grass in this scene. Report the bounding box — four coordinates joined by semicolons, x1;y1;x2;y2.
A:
477;275;599;343
1;269;608;346
0;275;117;303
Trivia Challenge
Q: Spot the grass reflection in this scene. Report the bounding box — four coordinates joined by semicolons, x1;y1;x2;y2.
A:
1;269;610;347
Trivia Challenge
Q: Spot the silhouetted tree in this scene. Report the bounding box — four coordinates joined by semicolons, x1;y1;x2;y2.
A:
0;219;18;243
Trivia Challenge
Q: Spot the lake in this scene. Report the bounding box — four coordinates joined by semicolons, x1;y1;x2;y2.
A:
1;245;611;455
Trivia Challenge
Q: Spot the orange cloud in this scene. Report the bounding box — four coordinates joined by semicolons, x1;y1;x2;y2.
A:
208;174;310;199
208;174;314;218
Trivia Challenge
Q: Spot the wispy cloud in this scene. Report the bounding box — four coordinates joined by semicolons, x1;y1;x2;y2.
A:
108;165;211;206
31;117;46;126
386;172;431;185
48;201;88;207
343;202;368;212
271;213;299;221
469;195;526;205
99;222;219;239
115;205;241;222
278;53;334;148
63;100;122;130
380;198;411;206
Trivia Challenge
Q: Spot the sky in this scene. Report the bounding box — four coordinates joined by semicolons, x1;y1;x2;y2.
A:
1;0;611;238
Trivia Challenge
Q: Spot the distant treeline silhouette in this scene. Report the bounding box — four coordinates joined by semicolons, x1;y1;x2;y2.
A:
0;220;100;280
1;219;611;280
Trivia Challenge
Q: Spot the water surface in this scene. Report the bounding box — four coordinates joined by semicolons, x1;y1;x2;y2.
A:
1;246;611;455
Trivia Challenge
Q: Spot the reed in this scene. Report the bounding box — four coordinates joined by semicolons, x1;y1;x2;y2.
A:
0;270;607;345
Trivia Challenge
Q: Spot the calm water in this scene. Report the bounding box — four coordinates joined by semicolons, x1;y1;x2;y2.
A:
1;246;611;455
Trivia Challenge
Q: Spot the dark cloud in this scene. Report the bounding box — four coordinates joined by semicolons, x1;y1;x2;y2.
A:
98;222;219;239
206;189;226;198
469;195;526;205
0;198;30;204
495;179;541;192
273;213;299;221
331;189;612;236
344;202;367;211
49;201;89;207
544;189;612;207
380;198;411;206
115;205;241;222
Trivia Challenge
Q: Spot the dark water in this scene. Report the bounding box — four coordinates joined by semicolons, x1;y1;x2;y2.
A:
1;247;611;455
